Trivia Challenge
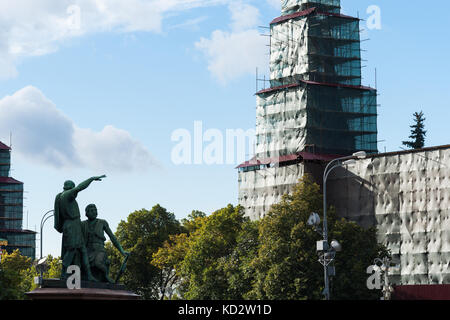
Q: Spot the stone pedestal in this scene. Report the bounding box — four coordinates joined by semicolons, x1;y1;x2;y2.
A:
26;279;141;300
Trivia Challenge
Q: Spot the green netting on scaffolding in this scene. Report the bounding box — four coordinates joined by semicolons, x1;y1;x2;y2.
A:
0;150;11;177
0;183;24;230
0;231;36;259
282;0;341;15
305;84;378;155
307;15;361;85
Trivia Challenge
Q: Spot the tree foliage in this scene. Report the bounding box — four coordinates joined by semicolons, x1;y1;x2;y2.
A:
151;233;190;299
148;176;389;300
107;204;184;299
249;175;324;300
0;249;33;300
250;175;389;300
181;210;207;235
178;205;255;300
402;111;427;149
25;255;62;291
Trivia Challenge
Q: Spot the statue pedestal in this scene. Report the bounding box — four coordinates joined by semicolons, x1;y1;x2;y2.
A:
26;279;141;300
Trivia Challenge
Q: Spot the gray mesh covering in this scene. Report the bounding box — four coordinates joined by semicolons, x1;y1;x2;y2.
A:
281;0;341;15
327;147;450;285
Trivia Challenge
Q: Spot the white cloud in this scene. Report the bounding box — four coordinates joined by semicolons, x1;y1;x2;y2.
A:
169;16;209;31
74;125;157;172
229;2;261;31
195;2;268;84
0;0;232;79
196;29;267;84
0;86;159;172
266;0;280;10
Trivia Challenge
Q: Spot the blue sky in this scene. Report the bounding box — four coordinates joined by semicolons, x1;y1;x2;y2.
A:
0;0;449;257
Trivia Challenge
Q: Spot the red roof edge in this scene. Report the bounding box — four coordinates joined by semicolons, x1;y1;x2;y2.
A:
393;285;450;300
0;229;37;234
319;11;360;21
0;141;11;151
301;79;376;91
0;177;23;185
257;83;299;95
236;151;343;169
271;8;359;25
271;7;317;25
257;80;376;95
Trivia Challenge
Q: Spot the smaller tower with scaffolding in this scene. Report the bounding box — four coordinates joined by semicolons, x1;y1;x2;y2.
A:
0;141;36;259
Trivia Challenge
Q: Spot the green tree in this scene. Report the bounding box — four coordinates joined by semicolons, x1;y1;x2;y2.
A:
151;233;190;299
107;204;184;299
181;210;207;234
0;249;33;300
179;205;256;300
25;255;62;291
402;111;427;149
150;210;208;300
250;175;389;300
220;219;259;300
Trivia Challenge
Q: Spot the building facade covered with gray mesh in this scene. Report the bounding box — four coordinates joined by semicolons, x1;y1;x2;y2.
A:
237;0;450;287
327;145;450;285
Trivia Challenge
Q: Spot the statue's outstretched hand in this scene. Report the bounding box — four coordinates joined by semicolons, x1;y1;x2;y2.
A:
94;175;107;181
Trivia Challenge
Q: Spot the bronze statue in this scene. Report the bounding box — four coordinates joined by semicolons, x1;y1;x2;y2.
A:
82;204;129;283
54;175;106;281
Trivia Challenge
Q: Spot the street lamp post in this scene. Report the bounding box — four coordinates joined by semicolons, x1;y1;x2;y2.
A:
40;210;54;260
321;151;367;300
38;210;54;280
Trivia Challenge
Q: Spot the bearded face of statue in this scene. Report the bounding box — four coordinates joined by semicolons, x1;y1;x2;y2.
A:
85;205;98;221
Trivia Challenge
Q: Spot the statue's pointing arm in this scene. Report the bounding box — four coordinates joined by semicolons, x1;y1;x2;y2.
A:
73;175;107;193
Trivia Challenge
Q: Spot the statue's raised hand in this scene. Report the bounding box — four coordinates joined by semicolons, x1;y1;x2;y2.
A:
94;175;107;181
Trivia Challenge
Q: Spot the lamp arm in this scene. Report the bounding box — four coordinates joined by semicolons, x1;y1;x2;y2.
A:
40;210;54;231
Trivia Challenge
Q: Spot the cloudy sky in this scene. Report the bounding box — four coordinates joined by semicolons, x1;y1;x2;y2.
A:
0;0;449;257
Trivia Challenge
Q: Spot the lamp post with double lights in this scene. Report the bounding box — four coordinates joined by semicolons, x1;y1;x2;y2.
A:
309;151;367;300
37;210;54;282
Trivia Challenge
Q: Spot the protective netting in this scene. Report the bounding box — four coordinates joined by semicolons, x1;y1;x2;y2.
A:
0;145;35;260
306;84;378;154
327;147;450;285
256;83;377;158
239;0;378;222
282;0;341;15
270;13;362;86
0;231;36;259
256;86;308;159
0;150;23;231
308;15;361;85
0;150;11;177
238;163;306;220
0;185;24;230
270;18;309;82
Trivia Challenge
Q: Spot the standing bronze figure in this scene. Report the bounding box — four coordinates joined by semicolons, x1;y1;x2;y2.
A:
54;175;106;281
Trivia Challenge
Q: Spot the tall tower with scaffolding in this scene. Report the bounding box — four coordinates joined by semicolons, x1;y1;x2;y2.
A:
238;0;378;219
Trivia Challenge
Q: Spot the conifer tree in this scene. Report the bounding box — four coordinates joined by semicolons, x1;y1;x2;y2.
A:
402;111;426;149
